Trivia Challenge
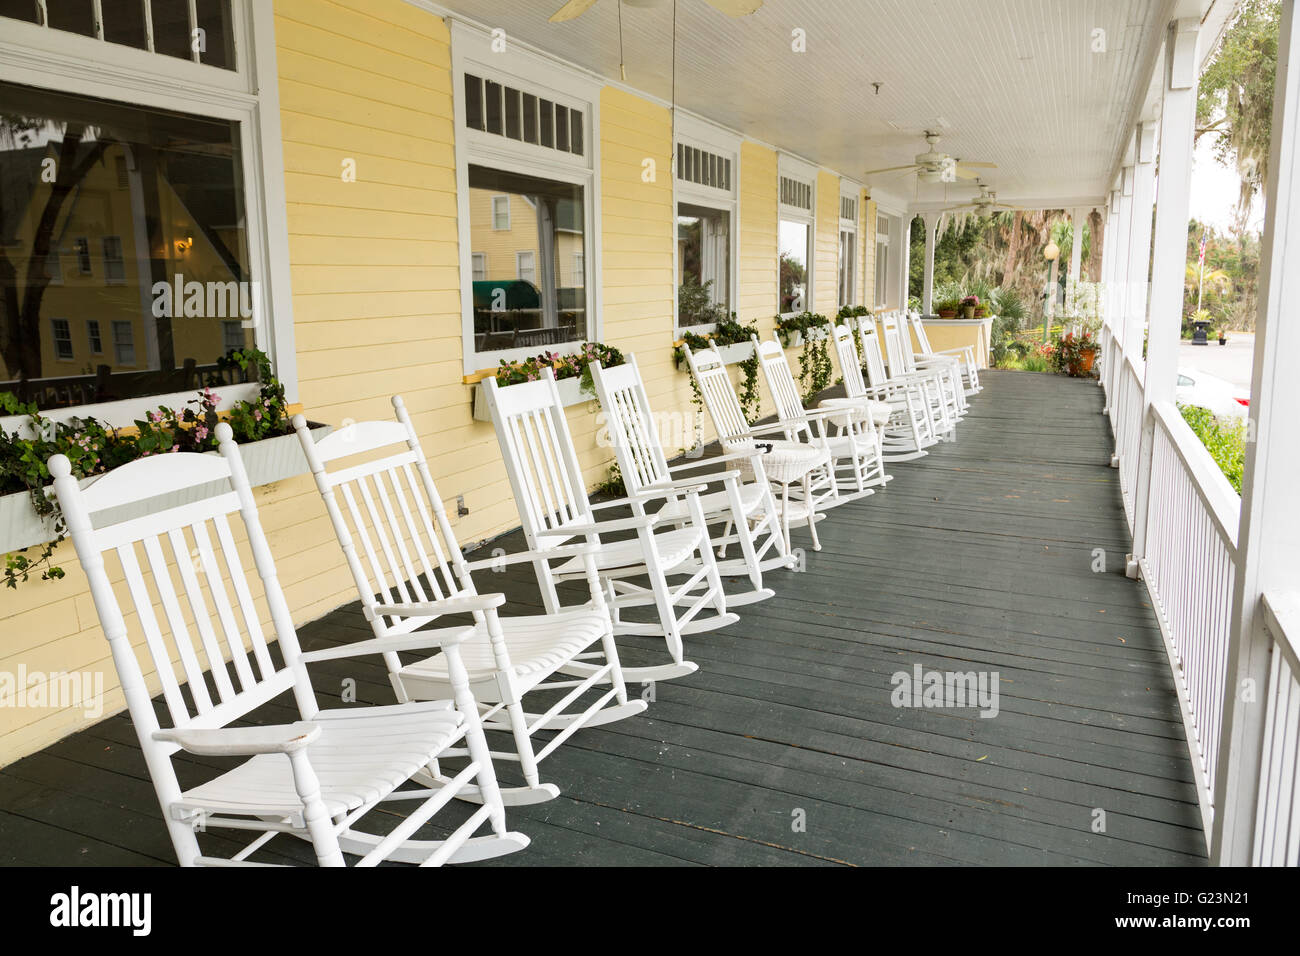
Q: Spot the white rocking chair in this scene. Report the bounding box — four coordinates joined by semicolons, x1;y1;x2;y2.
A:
907;310;983;395
751;333;891;500
834;321;941;461
50;423;528;866
483;369;738;683
880;312;967;421
589;354;793;607
683;343;831;553
294;399;646;806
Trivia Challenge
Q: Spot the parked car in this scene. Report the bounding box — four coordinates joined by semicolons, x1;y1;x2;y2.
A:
1176;367;1250;419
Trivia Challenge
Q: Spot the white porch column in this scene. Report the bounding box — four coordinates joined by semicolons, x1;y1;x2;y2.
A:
1129;19;1200;578
921;213;939;314
1105;168;1135;438
1122;121;1158;362
1067;206;1085;310
1213;0;1300;866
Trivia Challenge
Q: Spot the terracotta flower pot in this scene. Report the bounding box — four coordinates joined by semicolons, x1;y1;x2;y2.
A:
937;309;957;319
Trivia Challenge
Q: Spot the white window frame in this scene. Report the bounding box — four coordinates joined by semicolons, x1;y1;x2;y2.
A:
471;251;487;281
450;19;602;374
874;207;903;310
777;154;817;317
838;182;861;310
51;318;74;361
112;320;136;366
0;1;299;431
491;194;511;230
73;236;92;275
673;113;740;336
102;234;126;284
87;318;103;355
516;250;536;284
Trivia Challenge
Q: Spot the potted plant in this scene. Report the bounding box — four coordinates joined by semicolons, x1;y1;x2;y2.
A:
935;295;961;319
1054;330;1099;377
960;295;980;320
1216;325;1229;346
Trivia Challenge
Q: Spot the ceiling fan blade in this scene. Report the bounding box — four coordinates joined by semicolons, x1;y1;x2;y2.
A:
549;0;602;23
705;0;764;15
959;161;998;169
863;164;920;176
955;168;982;180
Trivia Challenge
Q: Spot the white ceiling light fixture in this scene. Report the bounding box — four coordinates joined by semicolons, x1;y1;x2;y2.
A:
864;131;997;184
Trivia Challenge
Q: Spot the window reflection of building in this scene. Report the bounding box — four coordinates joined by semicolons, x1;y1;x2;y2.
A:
0;83;253;408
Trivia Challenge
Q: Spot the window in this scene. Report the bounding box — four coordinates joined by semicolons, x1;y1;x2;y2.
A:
677;203;731;327
463;72;585;158
675;125;738;331
839;190;859;309
102;235;125;283
73;237;92;275
516;250;536;284
492;195;510;230
222;320;246;355
778;161;816;316
112;320;135;365
875;213;892;308
0;0;237;69
51;318;73;360
454;28;598;368
87;319;103;355
467;164;587;350
0;82;255;407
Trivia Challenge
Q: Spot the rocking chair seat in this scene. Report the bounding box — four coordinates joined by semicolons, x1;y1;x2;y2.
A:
818;397;893;428
174;701;464;822
654;479;767;523
399;607;609;692
552;525;704;575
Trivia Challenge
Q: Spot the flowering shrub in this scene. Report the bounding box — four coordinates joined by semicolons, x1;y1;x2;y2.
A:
1;348;293;588
493;341;625;396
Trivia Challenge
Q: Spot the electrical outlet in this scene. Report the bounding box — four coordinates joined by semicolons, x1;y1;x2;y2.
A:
456;494;469;517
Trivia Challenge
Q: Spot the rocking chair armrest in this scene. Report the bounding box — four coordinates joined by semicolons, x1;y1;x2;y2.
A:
153;722;321;756
361;593;507;622
929;346;976;359
667;450;765;472
463;541;601;571
298;628;478;664
627;480;712;500
539;513;661;537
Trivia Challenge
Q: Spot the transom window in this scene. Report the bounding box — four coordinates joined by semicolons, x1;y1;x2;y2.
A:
677;143;731;192
780;175;813;211
0;0;236;69
463;72;585;159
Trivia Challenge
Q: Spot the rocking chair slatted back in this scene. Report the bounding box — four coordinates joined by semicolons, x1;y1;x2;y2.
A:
482;371;593;545
858;320;891;387
880;313;916;376
296;399;472;636
588;355;672;495
909;313;938;355
752;336;809;431
683;346;755;454
50;425;308;752
833;324;868;399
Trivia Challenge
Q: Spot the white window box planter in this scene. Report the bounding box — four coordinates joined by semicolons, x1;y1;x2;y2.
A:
472;375;593;423
712;341;755;365
0;423;331;556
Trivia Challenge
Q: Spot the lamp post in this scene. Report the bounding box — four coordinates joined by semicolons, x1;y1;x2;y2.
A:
1043;239;1061;343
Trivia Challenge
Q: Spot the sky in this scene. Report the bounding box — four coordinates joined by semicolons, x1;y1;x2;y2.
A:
1187;135;1266;234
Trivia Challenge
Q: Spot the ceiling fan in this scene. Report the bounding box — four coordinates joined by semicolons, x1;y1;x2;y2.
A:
864;131;996;184
549;0;763;22
942;182;1022;215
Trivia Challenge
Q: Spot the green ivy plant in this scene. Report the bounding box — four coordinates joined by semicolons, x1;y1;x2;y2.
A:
1;348;291;589
671;314;761;424
776;312;834;402
493;341;625;397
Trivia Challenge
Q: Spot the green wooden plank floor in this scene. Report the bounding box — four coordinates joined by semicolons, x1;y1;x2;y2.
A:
0;370;1207;866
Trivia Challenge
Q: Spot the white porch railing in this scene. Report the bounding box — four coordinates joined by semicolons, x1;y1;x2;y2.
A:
1253;591;1300;867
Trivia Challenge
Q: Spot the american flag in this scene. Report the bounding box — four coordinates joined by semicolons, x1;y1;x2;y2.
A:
1198;233;1207;266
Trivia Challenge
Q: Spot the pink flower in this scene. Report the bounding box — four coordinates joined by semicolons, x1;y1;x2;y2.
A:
195;425;209;441
253;409;262;421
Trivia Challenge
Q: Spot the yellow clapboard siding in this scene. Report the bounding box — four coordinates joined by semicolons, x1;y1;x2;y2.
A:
815;170;840;314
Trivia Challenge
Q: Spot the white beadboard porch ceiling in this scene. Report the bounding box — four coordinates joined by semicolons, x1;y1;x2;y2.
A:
427;0;1222;210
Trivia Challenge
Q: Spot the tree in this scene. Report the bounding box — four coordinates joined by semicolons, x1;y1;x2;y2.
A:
1197;0;1281;228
